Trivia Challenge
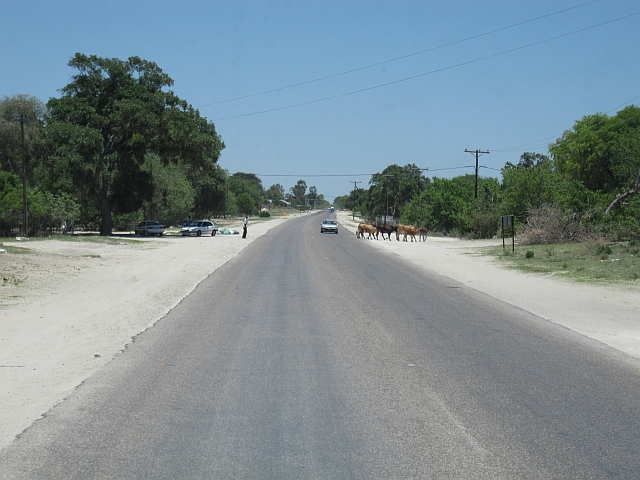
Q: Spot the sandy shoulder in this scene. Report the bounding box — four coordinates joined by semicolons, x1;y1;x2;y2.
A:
339;213;640;360
0;214;298;450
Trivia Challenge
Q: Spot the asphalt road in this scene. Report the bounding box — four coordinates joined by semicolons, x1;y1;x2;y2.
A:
1;214;639;479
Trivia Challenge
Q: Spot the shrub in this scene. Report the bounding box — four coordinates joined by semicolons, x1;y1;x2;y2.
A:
519;204;599;244
525;250;535;258
259;211;270;218
595;243;613;255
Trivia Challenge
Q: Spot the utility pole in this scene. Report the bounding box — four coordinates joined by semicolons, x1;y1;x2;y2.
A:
382;175;395;225
20;114;27;237
465;149;490;199
350;180;361;221
410;167;429;197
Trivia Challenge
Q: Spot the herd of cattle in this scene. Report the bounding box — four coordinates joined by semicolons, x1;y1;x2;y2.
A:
356;223;428;242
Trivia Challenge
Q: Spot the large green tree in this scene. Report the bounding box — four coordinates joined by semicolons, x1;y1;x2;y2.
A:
264;183;285;207
366;164;425;220
229;172;262;215
46;53;224;235
290;179;307;208
501;153;561;221
550;106;640;193
0;95;46;176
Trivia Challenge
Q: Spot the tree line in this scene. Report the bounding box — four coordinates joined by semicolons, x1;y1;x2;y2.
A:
336;107;640;242
0;54;328;236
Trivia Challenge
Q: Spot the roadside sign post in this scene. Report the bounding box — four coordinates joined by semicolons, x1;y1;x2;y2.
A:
501;215;515;252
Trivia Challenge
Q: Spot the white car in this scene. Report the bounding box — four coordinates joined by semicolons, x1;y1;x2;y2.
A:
320;219;338;234
181;220;218;237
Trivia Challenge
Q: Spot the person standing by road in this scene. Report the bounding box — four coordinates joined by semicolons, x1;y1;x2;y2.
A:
242;216;248;238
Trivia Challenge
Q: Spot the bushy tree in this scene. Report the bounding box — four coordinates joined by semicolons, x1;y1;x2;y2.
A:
144;154;195;225
417;177;473;233
46;53;224;235
366;164;426;220
191;163;227;219
229;172;261;215
501;153;562;221
290;179;307;208
265;183;285;206
550;106;640;193
0;95;46;177
333;194;351;210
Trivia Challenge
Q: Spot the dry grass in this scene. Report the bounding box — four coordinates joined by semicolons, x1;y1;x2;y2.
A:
484;241;640;284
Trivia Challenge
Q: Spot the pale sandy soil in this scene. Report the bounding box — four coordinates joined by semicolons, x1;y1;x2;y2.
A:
0;210;639;451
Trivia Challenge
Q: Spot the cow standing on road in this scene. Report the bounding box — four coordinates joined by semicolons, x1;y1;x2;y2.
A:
376;224;397;241
396;224;418;242
356;223;377;239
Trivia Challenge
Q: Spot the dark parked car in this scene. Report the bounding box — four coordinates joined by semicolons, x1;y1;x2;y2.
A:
134;220;165;236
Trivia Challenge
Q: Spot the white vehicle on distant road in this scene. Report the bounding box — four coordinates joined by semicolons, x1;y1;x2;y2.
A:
320;219;338;234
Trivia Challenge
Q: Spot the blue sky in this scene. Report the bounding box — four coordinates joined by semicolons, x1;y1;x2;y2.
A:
2;0;639;202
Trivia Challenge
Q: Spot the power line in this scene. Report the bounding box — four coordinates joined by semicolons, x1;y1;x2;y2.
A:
200;0;604;108
429;166;475;172
253;173;374;177
490;92;640;153
214;12;640;121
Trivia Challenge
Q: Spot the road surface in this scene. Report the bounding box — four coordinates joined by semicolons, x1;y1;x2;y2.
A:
1;214;639;478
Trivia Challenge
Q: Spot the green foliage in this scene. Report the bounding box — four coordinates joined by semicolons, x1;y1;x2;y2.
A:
595;243;613;256
112;211;143;231
144;154;195;226
265;183;285;205
500;153;563;221
236;192;256;216
366;164;429;220
468;204;501;239
45;53;224;235
228;173;261;216
259;210;270;218
414;176;474;233
290;179;307;208
333;194;351;210
190;163;227;219
550;106;640;193
401;192;430;227
0;95;46;177
0;170;80;235
525;250;535;258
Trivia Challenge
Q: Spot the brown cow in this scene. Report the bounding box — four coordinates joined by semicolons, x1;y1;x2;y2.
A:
418;227;429;242
396;224;418;242
376;224;397;241
356;223;377;239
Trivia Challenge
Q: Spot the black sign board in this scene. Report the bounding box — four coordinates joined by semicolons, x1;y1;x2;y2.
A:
501;215;514;228
501;215;515;252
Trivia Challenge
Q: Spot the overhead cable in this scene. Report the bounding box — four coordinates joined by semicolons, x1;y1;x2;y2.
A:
214;12;640;121
201;0;604;107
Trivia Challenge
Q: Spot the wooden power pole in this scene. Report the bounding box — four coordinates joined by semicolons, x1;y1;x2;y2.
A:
465;149;490;198
350;180;361;221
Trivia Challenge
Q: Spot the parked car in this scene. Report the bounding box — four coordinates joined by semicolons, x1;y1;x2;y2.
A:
181;220;218;237
134;220;165;236
320;219;338;234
